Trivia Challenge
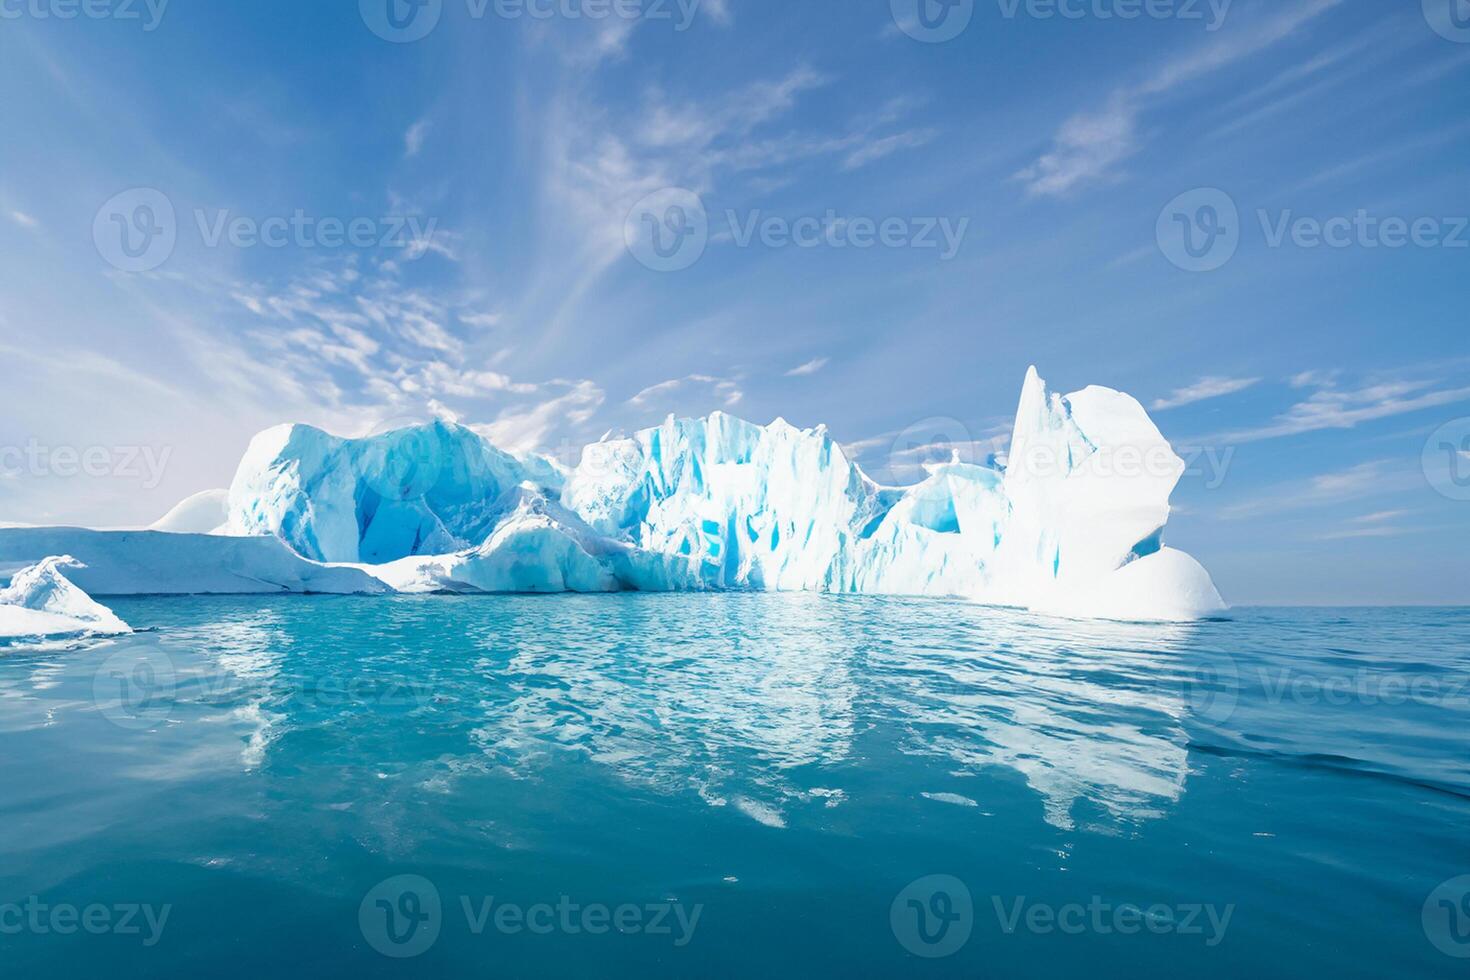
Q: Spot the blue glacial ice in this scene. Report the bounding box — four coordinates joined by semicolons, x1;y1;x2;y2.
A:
0;368;1226;621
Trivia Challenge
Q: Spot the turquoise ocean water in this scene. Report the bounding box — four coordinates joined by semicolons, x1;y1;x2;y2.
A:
1;594;1467;976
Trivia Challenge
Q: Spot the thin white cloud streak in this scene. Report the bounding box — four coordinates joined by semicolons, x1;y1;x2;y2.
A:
1152;376;1260;411
405;118;431;158
1017;0;1344;195
474;381;606;455
786;357;829;377
1219;459;1419;520
459;312;503;329
1315;524;1410;541
525;66;934;349
1350;510;1412;524
1211;379;1470;443
628;374;744;409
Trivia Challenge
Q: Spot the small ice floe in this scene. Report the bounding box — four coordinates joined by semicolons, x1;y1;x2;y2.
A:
0;556;131;647
922;792;980;808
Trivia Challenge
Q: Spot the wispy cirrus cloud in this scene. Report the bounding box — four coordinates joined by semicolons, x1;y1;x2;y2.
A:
1017;0;1344;195
628;374;743;409
473;381;606;455
1315;524;1412;541
404;118;431;158
785;357;829;377
1213;376;1470;443
1219;458;1412;520
1152;376;1260;411
1350;509;1413;524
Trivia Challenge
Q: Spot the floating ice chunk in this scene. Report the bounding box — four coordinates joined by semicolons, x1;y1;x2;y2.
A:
0;555;130;643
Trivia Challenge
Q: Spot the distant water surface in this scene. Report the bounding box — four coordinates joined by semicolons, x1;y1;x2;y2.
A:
0;595;1466;977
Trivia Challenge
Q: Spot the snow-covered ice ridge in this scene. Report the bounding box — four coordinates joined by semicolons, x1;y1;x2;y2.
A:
0;368;1226;621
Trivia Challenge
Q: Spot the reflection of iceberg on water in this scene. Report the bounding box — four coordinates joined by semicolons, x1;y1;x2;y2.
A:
468;595;858;828
879;612;1200;832
461;596;1197;833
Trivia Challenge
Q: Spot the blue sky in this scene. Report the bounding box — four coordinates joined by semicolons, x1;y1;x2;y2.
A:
0;0;1466;604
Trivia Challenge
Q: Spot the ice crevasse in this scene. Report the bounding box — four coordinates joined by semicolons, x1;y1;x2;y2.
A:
210;367;1226;620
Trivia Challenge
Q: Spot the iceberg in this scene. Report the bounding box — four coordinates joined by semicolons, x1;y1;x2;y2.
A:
0;556;131;644
0;368;1226;621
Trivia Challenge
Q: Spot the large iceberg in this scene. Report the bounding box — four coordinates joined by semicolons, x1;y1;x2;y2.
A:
0;556;131;644
0;369;1226;621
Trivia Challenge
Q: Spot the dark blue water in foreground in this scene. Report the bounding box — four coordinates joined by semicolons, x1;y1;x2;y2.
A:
1;595;1467;977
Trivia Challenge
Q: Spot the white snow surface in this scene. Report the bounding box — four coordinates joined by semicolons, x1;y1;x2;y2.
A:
1;369;1226;620
0;556;131;643
151;488;230;534
0;528;387;596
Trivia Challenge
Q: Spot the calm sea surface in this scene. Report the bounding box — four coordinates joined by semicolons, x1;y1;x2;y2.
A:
1;595;1467;977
